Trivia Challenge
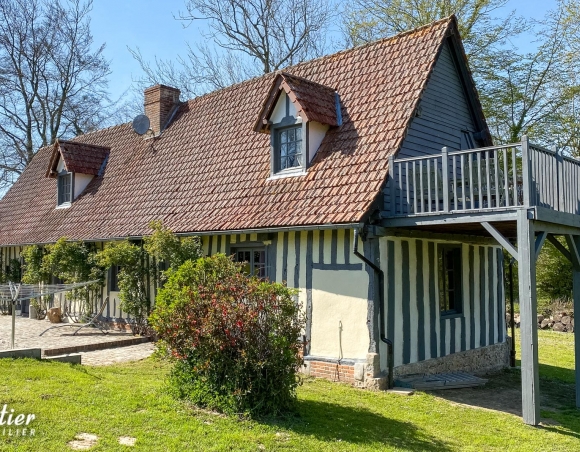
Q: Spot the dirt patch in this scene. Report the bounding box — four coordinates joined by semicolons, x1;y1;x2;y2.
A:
118;436;137;446
68;433;98;450
434;385;523;416
428;369;576;420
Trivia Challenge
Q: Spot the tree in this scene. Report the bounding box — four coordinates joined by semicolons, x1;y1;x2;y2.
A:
342;0;521;64
0;0;111;191
477;5;575;144
131;0;332;98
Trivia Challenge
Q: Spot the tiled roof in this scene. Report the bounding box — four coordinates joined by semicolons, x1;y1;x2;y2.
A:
255;73;338;132
46;140;110;178
0;17;458;245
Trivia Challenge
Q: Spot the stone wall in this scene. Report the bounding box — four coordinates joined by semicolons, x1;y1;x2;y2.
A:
302;342;509;389
392;340;510;378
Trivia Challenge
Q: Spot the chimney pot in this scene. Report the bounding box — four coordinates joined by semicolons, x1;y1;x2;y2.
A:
144;84;181;135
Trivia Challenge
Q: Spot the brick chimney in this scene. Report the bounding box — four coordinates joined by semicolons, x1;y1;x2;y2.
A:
144;84;181;136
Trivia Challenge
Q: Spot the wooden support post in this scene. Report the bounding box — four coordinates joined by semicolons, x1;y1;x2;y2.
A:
535;231;547;261
521;135;531;208
481;221;519;261
572;236;580;408
441;147;449;213
547;234;573;263
389;155;396;216
565;235;580;269
517;208;540;425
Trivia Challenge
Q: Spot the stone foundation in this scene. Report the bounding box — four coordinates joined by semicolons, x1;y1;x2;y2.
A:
393;340;510;378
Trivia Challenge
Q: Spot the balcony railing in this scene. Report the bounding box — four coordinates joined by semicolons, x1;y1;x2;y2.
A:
385;136;580;217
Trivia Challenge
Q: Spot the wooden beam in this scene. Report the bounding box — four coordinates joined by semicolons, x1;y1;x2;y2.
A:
547;234;573;263
381;210;519;227
565;235;580;271
517;209;540;425
481;221;519;261
381;228;496;245
535;206;580;232
535;231;548;262
533;220;580;237
573;235;580;408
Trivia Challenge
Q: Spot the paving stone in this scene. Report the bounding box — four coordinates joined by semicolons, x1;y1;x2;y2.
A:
80;343;154;366
0;315;137;352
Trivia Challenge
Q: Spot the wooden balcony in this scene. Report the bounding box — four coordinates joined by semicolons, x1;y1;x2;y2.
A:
381;136;580;238
379;136;580;427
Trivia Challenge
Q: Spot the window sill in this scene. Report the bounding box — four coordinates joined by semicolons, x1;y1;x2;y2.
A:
267;169;306;181
440;312;463;320
55;202;71;209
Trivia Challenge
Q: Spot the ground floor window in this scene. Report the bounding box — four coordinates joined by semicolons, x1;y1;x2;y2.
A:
438;244;462;316
234;248;266;278
110;265;121;291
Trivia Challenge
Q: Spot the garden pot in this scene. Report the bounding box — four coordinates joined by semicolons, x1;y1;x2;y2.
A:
29;305;38;319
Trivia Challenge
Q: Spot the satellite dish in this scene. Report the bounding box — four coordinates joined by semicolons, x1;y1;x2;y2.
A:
132;114;150;135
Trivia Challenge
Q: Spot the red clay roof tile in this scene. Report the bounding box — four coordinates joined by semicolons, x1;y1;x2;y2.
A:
0;17;455;245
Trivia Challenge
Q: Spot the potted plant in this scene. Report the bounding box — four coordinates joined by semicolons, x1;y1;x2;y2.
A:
30;298;47;320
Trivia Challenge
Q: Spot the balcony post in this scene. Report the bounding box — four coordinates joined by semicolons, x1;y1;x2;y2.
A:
388;155;396;216
521;135;531;207
441;147;449;212
517;208;540;425
555;146;564;212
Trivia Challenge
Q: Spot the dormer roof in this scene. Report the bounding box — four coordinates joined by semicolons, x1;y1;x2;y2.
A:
255;72;339;133
46;140;110;178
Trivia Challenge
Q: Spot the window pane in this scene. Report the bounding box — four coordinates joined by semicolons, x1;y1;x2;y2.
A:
277;126;303;172
438;246;462;314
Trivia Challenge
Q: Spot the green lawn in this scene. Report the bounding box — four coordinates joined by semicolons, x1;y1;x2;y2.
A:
0;331;578;451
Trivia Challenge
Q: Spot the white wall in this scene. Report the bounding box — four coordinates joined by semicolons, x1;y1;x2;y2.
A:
308;121;329;163
270;91;298;123
74;173;94;199
310;268;370;359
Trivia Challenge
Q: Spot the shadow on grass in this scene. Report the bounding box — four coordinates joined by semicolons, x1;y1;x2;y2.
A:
429;366;580;435
261;398;451;451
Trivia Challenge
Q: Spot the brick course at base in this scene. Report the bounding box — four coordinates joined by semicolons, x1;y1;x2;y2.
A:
307;360;355;384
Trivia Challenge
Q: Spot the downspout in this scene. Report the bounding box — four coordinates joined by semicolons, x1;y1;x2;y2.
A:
353;228;394;389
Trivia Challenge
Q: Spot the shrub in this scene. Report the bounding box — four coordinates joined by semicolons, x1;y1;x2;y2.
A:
150;254;305;416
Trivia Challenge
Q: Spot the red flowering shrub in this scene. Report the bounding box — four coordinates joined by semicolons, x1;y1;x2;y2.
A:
149;254;305;415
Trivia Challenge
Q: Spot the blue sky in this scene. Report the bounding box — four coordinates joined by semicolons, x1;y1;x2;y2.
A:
89;0;558;103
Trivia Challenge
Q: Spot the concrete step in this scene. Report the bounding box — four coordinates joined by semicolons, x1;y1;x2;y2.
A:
42;336;150;357
42;354;82;364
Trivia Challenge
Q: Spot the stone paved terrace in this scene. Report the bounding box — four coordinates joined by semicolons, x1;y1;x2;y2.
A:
80;343;155;366
0;315;149;356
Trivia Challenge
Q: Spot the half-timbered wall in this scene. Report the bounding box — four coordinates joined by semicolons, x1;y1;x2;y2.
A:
201;228;372;362
379;236;506;370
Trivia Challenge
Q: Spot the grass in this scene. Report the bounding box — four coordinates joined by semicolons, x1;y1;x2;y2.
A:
0;331;577;451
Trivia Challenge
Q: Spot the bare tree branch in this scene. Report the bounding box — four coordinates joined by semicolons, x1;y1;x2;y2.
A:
0;0;114;193
130;0;333;99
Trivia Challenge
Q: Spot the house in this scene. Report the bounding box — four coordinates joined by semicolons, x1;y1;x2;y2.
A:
0;16;579;426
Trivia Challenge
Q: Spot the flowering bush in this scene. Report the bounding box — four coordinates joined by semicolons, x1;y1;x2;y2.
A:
150;254;305;416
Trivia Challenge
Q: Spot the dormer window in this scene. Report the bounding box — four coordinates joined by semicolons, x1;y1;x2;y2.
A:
57;172;72;206
255;73;342;179
46;139;110;208
277;126;303;171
